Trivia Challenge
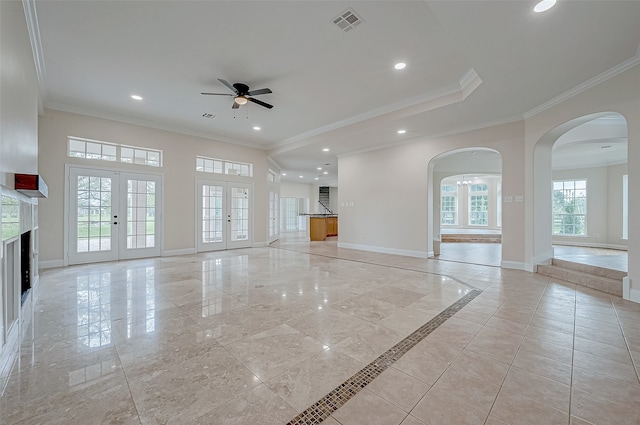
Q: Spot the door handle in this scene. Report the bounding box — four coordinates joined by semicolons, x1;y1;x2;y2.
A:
113;222;118;225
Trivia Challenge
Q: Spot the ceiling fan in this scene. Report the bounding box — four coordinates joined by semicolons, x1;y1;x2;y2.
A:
201;78;273;109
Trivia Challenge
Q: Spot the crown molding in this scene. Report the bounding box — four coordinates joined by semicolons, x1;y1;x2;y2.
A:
267;68;482;153
523;53;640;120
45;103;267;150
22;0;46;114
337;115;523;159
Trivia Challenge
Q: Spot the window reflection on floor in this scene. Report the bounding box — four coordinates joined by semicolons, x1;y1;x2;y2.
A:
126;266;156;338
76;272;112;349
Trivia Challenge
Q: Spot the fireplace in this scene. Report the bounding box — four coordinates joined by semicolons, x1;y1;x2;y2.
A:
20;231;31;305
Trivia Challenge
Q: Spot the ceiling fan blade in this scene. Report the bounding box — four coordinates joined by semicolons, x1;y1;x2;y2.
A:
232;101;240;109
218;78;238;94
248;97;273;109
201;92;234;96
247;88;272;96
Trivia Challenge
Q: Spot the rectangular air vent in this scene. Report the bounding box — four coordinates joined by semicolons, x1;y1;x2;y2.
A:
202;113;215;119
333;8;363;32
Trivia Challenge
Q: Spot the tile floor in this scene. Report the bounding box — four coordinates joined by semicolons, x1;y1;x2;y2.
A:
1;238;639;424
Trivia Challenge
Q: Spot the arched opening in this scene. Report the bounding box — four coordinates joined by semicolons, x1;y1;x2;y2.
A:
533;112;628;293
428;148;502;267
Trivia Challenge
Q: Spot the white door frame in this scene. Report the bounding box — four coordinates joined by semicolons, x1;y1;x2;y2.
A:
64;165;164;265
196;178;253;252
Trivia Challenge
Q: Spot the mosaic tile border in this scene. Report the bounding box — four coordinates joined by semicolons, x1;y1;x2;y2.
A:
286;288;482;425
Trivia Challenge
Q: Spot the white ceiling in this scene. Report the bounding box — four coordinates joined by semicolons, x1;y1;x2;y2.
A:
33;1;640;184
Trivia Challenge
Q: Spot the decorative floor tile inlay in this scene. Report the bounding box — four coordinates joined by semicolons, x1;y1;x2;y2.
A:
286;289;482;425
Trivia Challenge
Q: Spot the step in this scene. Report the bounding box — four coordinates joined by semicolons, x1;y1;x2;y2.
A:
536;264;622;297
441;234;502;243
551;258;627;281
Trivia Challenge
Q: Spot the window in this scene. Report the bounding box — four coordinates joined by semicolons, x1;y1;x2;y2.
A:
68;137;162;167
469;184;488;226
196;156;253;177
1;195;20;241
623;175;628;240
553;179;587;236
69;138;116;161
440;184;457;225
121;146;162;167
284;198;299;231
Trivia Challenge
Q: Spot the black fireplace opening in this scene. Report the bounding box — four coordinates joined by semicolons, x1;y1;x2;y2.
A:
21;231;31;305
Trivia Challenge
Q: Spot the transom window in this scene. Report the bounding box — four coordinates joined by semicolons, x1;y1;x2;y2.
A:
196;156;253;177
553;179;587;236
68;137;162;167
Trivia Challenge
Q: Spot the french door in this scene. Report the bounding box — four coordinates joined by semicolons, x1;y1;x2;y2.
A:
67;167;162;265
268;189;279;243
197;179;252;252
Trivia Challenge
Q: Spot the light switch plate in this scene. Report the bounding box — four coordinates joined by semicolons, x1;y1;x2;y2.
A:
515;195;524;203
504;196;513;203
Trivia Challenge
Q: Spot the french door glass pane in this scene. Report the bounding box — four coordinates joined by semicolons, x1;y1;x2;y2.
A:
76;175;112;252
202;185;224;243
230;187;249;241
127;180;156;249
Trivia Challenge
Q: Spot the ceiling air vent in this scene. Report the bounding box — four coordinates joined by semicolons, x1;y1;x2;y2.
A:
333;8;363;32
202;113;215;119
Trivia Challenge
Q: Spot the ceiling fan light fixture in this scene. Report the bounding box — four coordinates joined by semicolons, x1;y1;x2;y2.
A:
235;96;249;105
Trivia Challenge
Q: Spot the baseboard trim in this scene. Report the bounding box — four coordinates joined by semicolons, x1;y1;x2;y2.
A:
553;241;628;251
624;277;640;303
39;259;64;269
501;261;526;271
163;248;196;257
337;242;429;259
253;242;269;248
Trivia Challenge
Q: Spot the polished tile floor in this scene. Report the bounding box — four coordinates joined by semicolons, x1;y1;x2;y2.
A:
1;238;639;424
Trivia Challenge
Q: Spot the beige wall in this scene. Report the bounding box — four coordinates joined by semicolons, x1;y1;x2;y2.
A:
38;109;271;264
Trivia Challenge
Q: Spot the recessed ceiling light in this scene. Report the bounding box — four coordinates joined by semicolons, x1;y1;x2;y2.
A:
394;62;406;70
253;126;261;131
323;171;328;175
534;0;556;13
299;175;304;178
315;177;319;180
282;173;287;176
131;94;143;101
317;167;322;170
397;129;406;134
322;148;330;152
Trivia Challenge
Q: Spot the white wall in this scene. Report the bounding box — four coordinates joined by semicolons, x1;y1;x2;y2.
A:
38;109;271;263
0;0;40;372
338;121;526;262
0;1;39;186
552;165;628;249
280;182;313;200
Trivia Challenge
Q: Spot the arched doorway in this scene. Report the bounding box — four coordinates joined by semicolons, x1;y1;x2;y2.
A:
428;148;503;267
532;112;628;291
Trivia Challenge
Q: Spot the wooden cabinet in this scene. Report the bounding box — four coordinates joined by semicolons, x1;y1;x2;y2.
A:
326;217;338;236
309;216;338;241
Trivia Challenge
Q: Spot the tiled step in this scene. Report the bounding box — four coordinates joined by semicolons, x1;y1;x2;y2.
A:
537;261;624;297
441;234;502;243
551;258;627;281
